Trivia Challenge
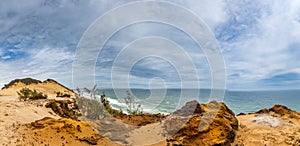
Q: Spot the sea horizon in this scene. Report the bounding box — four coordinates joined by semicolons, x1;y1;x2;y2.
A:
94;88;300;115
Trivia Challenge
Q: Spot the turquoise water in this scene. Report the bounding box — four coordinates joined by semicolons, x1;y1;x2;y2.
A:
100;89;300;115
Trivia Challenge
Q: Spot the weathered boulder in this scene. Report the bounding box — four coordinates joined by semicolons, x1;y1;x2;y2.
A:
165;100;238;146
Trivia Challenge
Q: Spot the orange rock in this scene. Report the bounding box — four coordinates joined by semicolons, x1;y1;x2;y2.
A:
165;100;238;145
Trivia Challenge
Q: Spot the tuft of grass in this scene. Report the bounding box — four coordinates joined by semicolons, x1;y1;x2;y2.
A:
17;87;48;101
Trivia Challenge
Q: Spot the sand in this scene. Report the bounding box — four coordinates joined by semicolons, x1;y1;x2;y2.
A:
0;81;116;146
0;95;60;145
126;122;166;145
234;113;300;146
0;80;74;98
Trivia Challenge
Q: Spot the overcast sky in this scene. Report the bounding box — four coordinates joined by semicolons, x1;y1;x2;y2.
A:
0;0;300;90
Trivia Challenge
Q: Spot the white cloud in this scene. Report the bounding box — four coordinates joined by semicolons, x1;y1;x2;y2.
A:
1;0;300;90
0;47;74;88
221;0;300;89
183;0;228;28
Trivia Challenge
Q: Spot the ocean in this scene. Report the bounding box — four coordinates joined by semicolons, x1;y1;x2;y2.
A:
98;89;300;115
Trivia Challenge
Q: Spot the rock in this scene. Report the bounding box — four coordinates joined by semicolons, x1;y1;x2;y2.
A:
237;112;246;116
172;100;203;116
45;99;81;120
117;113;166;126
79;136;101;145
255;105;300;119
165;101;238;146
270;105;300;119
255;108;270;114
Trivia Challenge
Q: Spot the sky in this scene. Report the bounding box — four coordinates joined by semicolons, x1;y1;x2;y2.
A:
0;0;300;90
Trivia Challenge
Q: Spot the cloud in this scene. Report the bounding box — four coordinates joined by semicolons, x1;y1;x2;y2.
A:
0;47;74;88
217;0;300;89
1;0;300;90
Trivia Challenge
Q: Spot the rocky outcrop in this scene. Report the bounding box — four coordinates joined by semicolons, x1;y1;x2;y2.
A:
45;99;81;120
16;117;119;146
255;104;300;119
164;100;238;146
172;100;203;116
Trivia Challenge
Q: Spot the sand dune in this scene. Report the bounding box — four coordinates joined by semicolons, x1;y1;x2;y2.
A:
0;95;60;145
0;78;116;145
0;78;74;98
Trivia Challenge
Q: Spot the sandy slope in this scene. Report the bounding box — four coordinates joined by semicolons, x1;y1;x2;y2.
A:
126;122;166;145
0;80;74;98
234;113;300;146
0;95;60;145
0;80;117;146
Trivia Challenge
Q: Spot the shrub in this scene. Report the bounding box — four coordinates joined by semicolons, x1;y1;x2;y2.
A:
76;96;108;120
17;87;48;101
100;92;123;116
56;91;71;98
124;91;143;115
75;88;123;120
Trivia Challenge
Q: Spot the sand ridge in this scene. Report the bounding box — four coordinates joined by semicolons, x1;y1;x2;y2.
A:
0;79;74;98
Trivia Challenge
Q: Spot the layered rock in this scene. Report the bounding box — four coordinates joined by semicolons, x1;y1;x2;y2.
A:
164;100;238;146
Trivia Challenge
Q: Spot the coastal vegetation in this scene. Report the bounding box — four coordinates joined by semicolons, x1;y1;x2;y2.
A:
75;85;146;120
124;90;143;115
75;86;123;120
17;87;48;101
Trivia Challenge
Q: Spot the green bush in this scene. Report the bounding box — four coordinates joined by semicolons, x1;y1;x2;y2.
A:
100;92;123;116
124;91;143;115
17;87;48;101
